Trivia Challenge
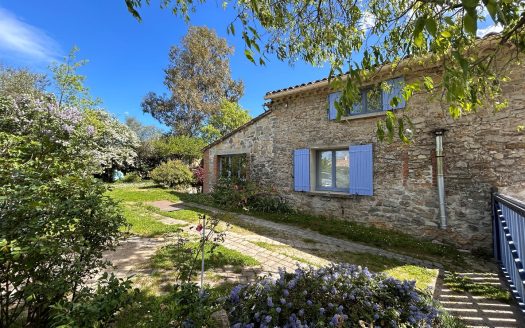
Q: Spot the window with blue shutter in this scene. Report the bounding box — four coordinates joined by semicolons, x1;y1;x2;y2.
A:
382;77;405;111
349;144;373;196
327;92;340;120
294;149;310;192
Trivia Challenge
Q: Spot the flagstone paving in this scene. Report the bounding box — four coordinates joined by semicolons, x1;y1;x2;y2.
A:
103;200;524;327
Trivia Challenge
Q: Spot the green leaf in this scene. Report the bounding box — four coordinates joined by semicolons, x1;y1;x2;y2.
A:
413;17;426;48
228;23;235;35
425;18;438;37
423;76;434;92
463;10;478;35
441;30;452;38
461;0;479;8
485;0;498;20
376;121;385;142
244;49;255;64
444;17;455;26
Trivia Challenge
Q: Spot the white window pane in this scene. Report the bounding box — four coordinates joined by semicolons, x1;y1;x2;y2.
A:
335;150;349;189
318;151;333;187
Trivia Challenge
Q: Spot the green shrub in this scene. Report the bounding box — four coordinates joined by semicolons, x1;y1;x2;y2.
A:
123;171;142;183
50;273;134;327
212;178;292;213
114;283;220;327
150;160;194;188
0;95;128;326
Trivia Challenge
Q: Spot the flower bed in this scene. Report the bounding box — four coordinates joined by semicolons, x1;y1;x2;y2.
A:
226;264;441;327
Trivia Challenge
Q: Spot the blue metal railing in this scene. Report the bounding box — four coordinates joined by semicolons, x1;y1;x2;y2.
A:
493;193;525;310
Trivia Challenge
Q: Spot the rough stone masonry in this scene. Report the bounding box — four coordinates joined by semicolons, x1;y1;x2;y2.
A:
203;58;525;252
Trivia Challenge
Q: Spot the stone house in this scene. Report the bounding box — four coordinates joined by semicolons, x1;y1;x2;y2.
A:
202;55;525;251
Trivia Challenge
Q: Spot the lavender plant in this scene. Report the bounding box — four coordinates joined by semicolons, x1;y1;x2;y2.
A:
227;264;441;328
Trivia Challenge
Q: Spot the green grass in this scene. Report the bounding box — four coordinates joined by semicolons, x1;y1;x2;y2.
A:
253;241;286;252
444;272;511;303
145;205;202;224
106;182;181;203
151;242;259;277
306;249;438;291
120;204;185;237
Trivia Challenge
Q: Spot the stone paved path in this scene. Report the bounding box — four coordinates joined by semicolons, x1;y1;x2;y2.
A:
184;202;441;269
103;200;524;327
435;271;524;328
103;236;169;278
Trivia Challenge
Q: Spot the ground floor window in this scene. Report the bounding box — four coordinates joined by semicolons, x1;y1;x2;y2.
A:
316;149;350;192
219;153;247;181
294;144;373;195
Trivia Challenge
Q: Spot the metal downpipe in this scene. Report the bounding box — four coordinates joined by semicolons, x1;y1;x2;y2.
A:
435;130;447;229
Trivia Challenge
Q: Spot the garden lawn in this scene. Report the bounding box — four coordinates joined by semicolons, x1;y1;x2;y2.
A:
107;182;181;202
120;203;185;237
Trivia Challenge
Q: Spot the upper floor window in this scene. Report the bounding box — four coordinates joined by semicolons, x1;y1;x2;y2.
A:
219;153;247;181
328;77;405;120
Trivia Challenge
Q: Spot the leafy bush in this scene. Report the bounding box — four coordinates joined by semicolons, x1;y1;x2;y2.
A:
114;283;220;327
150;160;194;188
226;264;443;327
50;273;135;327
0;95;128;326
212;178;292;213
123;171;143;183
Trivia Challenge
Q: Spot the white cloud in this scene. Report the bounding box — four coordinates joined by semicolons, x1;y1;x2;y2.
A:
0;7;60;63
477;24;503;37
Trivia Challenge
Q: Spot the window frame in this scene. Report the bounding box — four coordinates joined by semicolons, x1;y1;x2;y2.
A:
315;149;349;192
346;86;383;116
218;153;247;181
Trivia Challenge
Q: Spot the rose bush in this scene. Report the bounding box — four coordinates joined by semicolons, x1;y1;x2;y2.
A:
226;264;442;328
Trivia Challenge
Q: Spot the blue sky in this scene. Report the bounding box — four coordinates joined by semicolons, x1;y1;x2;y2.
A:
0;1;330;129
0;1;500;130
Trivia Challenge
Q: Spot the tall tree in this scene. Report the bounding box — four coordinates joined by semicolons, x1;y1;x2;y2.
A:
201;99;251;144
125;116;163;142
127;0;525;141
0;66;48;97
50;46;101;110
142;26;244;136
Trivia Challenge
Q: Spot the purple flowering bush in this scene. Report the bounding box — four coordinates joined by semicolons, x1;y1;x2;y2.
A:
0;95;133;326
227;264;441;328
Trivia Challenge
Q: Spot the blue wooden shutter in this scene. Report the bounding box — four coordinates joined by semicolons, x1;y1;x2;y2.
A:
293;149;310;191
349;144;373;195
327;92;340;120
382;77;405;111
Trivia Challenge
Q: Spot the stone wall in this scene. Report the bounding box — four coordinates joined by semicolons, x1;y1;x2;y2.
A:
203;64;525;251
204;111;277;190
